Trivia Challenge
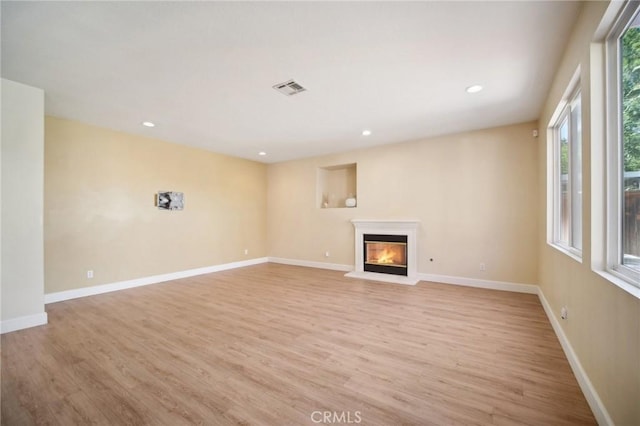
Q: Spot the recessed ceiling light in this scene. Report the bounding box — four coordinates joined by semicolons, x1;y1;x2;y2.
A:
362;129;372;136
258;151;267;156
142;121;155;127
466;85;483;94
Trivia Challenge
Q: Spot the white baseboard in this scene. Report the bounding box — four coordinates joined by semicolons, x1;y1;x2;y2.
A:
268;257;352;272
1;312;48;334
537;289;613;426
45;257;269;304
267;259;537;293
418;273;538;294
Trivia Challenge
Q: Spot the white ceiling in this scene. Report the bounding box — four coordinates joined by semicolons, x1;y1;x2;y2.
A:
2;1;581;163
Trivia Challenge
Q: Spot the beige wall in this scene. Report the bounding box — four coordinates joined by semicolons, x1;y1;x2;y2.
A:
538;1;640;425
268;121;539;285
1;79;46;327
44;116;267;293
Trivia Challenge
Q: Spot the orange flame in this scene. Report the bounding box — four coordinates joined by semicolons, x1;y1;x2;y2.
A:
376;249;395;264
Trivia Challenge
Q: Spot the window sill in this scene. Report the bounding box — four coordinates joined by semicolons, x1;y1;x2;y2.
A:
593;269;640;300
548;242;583;264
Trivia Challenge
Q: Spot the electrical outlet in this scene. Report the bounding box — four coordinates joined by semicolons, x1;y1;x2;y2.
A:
479;262;486;271
87;270;94;279
561;306;568;320
244;249;249;255
325;251;330;258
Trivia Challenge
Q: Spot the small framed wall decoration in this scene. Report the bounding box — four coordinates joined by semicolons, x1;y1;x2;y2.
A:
156;191;184;210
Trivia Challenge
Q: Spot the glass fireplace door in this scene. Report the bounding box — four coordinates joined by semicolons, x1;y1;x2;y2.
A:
363;234;408;276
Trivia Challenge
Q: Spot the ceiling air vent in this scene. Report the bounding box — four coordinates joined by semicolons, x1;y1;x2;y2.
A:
273;79;306;96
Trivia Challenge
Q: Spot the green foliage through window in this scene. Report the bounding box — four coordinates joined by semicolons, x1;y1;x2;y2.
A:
621;23;640;262
559;119;569;176
621;26;640;173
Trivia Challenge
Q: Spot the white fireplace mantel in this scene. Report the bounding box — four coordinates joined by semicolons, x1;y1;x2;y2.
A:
345;220;420;285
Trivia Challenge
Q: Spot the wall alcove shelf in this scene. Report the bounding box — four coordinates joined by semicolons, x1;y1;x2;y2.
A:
317;163;357;209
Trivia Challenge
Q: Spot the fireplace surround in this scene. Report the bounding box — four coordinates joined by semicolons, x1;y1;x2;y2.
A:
345;220;419;285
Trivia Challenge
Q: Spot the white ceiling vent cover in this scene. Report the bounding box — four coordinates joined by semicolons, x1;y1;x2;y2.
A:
273;79;306;96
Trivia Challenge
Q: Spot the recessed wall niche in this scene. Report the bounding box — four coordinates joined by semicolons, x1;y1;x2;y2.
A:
317;163;357;209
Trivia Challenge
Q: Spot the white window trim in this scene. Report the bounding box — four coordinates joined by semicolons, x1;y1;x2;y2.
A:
547;69;582;263
599;1;640;296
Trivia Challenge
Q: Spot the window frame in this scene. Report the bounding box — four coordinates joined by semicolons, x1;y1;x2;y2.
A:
548;77;583;262
604;1;640;291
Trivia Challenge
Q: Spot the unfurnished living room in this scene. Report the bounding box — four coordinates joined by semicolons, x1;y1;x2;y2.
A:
1;1;639;425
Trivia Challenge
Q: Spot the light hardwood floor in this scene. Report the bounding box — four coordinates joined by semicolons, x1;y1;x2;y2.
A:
2;263;595;425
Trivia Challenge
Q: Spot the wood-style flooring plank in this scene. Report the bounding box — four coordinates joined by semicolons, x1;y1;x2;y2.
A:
2;263;595;425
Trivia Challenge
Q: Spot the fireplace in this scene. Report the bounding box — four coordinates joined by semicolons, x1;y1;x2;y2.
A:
345;220;419;285
363;234;408;276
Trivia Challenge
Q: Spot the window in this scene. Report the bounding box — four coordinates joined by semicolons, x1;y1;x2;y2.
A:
549;82;582;258
605;2;640;290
